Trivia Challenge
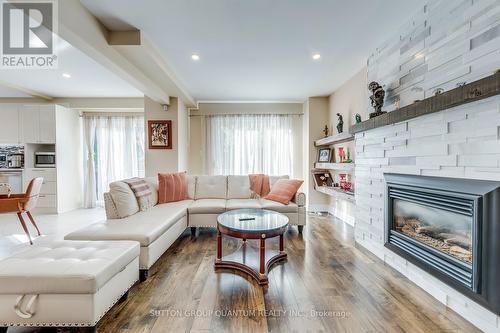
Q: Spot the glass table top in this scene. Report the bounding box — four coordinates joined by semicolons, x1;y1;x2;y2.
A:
217;209;289;233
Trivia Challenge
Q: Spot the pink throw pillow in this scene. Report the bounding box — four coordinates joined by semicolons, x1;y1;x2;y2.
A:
158;172;188;203
264;179;303;205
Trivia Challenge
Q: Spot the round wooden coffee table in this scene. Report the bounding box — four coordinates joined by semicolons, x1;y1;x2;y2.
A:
215;209;289;285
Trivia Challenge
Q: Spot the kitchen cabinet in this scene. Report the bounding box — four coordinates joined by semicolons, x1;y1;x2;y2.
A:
0;104;20;143
20;105;56;144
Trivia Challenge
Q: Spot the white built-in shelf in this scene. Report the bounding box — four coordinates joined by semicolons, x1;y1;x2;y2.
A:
315;186;355;202
314;162;355;171
315;132;354;146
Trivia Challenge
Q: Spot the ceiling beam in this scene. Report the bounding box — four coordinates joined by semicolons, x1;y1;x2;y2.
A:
107;30;141;46
112;37;196;107
0;80;53;100
58;0;170;104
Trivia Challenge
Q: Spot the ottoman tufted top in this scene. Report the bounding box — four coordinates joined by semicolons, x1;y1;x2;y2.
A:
0;240;139;294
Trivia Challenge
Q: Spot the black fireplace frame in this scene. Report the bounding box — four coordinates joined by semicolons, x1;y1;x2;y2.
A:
384;173;500;314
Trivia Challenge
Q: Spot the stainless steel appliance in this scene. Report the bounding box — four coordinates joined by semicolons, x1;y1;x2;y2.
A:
0;169;22;193
7;153;23;169
35;152;56;168
0;154;6;168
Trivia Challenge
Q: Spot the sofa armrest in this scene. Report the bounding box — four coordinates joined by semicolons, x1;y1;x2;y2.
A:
293;191;306;207
104;192;120;219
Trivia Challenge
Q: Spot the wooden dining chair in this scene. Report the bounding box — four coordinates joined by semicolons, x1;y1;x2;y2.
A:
0;177;43;245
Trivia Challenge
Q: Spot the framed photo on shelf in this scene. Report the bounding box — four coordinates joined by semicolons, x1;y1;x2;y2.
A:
317;148;332;163
148;120;172;149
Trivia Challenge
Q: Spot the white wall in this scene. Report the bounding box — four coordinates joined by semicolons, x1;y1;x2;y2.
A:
55;105;83;212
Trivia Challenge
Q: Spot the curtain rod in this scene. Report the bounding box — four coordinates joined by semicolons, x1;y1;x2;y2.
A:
81;112;144;117
189;113;304;117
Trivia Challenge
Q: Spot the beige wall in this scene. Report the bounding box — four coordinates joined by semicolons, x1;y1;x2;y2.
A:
177;98;188;171
325;67;367;220
144;96;189;176
188;102;304;179
328;67;368;128
305;97;330;209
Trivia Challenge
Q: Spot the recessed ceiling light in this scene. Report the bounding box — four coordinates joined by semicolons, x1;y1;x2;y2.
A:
191;54;200;61
312;53;321;60
62;73;71;78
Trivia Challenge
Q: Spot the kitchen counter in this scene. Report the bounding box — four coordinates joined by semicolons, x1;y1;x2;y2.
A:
0;168;24;172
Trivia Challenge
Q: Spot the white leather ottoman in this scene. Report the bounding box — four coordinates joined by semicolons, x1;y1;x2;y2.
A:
0;240;140;332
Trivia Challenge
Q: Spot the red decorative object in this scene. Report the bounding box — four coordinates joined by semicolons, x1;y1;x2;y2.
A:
338;147;345;162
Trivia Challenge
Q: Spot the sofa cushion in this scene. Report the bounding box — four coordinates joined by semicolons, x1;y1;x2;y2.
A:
158;172;188;203
269;175;289;188
0;240;139;294
109;181;140;218
260;198;299;213
227;175;252;199
195;175;227;199
264;179;304;205
226;199;262;210
188;199;226;214
187;175;196;199
65;200;193;246
144;176;159;205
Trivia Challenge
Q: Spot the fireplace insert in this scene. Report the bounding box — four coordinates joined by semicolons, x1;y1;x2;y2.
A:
384;173;500;313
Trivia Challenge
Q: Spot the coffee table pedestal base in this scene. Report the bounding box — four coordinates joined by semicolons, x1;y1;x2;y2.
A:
215;242;287;285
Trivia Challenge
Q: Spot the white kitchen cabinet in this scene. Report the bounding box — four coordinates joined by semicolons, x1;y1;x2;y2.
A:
39;105;56;143
20;105;39;144
0;104;20;143
20;105;56;144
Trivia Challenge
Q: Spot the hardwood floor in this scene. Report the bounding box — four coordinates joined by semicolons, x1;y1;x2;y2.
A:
95;215;479;333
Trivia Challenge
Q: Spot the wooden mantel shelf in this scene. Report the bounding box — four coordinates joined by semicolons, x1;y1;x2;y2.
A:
350;72;500;134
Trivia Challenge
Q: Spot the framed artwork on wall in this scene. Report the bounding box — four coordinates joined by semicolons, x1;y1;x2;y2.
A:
148;120;172;149
317;148;332;163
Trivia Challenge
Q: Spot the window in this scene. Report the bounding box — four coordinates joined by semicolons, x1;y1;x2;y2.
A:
83;115;145;207
206;114;294;176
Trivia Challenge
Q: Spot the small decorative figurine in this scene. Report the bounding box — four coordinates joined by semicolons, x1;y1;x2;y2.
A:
344;147;353;163
368;81;386;119
433;88;444;96
336;113;344;133
323;125;329;137
355;113;362;124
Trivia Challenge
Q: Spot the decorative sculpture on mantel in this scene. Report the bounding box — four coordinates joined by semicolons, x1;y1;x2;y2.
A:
323;125;329;137
355;113;362;124
368;81;386;119
336;113;344;133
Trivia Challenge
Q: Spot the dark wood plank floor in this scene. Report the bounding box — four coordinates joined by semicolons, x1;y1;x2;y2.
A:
97;215;479;333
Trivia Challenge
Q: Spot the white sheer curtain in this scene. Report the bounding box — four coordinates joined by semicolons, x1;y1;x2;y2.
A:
205;114;294;176
83;115;145;207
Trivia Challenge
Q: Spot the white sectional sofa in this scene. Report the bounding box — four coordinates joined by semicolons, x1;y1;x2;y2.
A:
65;175;306;281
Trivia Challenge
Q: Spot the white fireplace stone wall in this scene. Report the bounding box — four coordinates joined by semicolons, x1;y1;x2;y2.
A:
354;95;500;332
367;0;500;112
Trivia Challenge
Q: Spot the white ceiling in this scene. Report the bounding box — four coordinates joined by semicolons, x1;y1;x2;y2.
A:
81;0;428;101
0;37;143;98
